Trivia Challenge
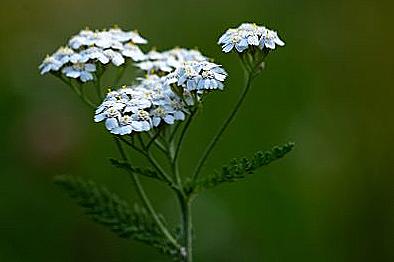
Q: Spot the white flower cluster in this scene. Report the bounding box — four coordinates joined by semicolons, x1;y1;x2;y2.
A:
94;75;189;135
218;23;285;53
39;27;147;82
94;50;227;135
167;61;227;91
136;48;208;74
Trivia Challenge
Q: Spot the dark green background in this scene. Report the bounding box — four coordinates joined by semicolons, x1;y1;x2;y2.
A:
1;0;393;261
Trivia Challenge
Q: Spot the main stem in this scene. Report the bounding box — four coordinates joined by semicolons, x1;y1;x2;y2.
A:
192;70;254;182
179;196;192;262
170;110;198;261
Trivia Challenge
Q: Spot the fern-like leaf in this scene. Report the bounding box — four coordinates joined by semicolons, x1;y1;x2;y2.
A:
197;142;294;190
54;175;180;258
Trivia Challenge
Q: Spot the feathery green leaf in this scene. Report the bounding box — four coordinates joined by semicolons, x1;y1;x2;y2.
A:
197;142;294;190
54;175;181;258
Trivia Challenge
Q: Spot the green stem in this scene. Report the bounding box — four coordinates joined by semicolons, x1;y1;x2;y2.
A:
147;151;176;187
192;71;254;183
95;75;103;100
147;131;168;155
114;63;127;86
173;109;197;163
113;137;180;249
118;136;176;189
171;111;198;261
171;109;197;193
179;196;193;262
169;121;182;143
57;75;96;109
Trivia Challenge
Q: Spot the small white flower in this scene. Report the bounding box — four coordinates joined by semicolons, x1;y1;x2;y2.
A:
218;28;249;53
218;23;285;53
108;28;148;44
39;55;64;74
121;42;146;61
68;29;96;49
81;47;110;64
259;28;285;49
39;47;75;74
135;48;209;74
151;106;176;126
130;110;152;131
103;49;125;66
52;47;75;64
128;31;148;45
111;115;133;135
171;61;227;91
62;63;96;82
124;95;152;113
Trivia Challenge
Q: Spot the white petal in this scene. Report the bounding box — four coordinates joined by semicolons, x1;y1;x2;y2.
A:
274;36;285;46
164;115;175;124
174;111;185;121
222;43;234;53
85;63;96;72
153;117;161;127
94;113;106;122
105;118;119;130
65;70;80;78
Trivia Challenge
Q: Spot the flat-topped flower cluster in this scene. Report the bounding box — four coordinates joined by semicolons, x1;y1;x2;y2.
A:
94;75;191;135
136;48;209;74
218;23;285;53
94;58;227;135
39;27;147;82
167;61;227;91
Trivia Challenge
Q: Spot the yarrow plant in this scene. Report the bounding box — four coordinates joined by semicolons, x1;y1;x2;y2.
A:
40;23;293;261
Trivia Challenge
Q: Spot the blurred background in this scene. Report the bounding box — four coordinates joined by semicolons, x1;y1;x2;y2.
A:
0;0;393;261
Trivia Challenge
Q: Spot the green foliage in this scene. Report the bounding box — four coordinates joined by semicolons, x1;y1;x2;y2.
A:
54;175;180;258
196;142;294;190
109;158;164;182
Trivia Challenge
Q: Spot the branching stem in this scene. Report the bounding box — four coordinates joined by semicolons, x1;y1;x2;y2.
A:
58;76;96;109
118;136;176;188
191;70;254;183
113;137;181;249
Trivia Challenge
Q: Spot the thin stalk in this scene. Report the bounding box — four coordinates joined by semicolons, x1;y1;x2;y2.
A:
57;75;96;109
170;109;197;191
114;63;127;86
147;151;176;187
169;121;182;143
173;109;197;163
119;136;176;188
95;75;103;100
147;131;168;154
192;71;254;182
170;146;183;193
113;137;181;249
